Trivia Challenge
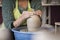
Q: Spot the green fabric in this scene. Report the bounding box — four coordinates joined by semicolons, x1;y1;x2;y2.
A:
2;0;43;29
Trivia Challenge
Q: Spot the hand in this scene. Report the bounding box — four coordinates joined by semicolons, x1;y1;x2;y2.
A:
21;11;34;19
13;11;34;28
34;10;42;17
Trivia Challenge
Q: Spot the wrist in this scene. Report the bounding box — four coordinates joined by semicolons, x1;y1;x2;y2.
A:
21;15;26;20
13;21;17;28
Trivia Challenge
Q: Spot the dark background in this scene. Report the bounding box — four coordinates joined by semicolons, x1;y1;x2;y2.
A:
0;7;2;24
51;6;60;25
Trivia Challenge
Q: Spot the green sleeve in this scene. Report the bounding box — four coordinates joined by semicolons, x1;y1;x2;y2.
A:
31;0;43;11
2;0;15;29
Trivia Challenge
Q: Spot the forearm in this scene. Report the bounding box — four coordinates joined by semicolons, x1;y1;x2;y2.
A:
13;11;34;28
13;16;25;28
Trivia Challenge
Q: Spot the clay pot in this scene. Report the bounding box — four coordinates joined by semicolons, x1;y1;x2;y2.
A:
27;15;41;32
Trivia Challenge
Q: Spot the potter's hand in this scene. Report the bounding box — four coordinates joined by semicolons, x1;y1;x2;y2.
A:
21;11;34;19
13;11;33;28
34;10;42;17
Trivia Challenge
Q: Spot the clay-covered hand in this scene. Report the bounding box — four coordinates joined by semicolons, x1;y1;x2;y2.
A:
13;11;34;28
34;10;42;17
21;11;34;19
